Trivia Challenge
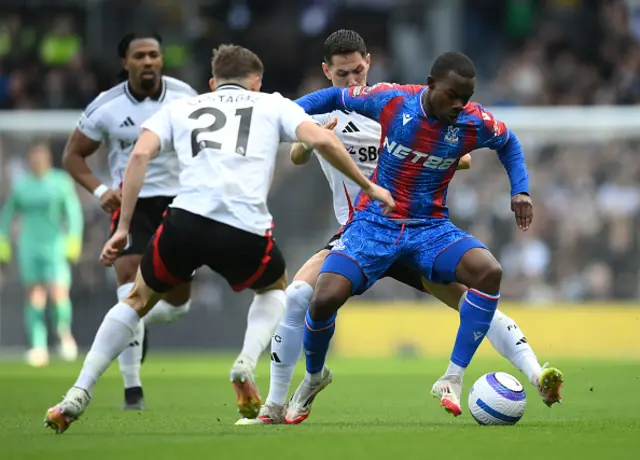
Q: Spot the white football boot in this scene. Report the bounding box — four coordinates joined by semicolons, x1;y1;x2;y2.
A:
230;357;262;419
235;402;286;425
44;387;91;434
285;366;332;424
431;375;463;417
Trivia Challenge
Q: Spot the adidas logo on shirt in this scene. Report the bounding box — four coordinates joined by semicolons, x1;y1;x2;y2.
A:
120;117;135;127
342;121;359;133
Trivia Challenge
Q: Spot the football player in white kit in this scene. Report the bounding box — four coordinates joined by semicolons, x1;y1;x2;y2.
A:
241;30;562;425
44;44;395;434
62;32;198;410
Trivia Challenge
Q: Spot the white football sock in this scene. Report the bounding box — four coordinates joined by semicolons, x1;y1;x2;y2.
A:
238;289;286;366
143;299;191;325
115;283;144;389
445;361;466;380
266;280;313;405
75;302;141;395
487;309;542;387
118;321;144;389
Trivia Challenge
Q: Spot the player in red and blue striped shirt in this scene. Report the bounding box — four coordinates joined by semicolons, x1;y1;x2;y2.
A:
286;52;537;421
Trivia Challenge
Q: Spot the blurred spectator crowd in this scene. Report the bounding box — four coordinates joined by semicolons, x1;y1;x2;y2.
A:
2;0;640;303
487;0;640;105
2;0;640;109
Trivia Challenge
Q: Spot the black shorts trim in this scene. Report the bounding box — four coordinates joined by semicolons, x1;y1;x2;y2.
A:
109;196;175;257
321;231;342;252
140;208;285;293
381;262;426;293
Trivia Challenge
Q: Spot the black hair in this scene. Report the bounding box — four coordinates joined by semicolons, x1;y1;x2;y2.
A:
323;29;367;63
116;31;162;81
430;52;476;79
117;31;162;58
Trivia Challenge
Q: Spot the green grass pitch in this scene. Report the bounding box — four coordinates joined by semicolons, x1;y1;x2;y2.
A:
1;354;638;459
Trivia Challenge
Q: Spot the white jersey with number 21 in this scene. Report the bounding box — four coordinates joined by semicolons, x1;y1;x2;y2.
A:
142;84;313;236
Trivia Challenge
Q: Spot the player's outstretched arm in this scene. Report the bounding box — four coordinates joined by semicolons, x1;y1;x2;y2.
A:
295;87;343;115
296;84;399;122
63;129;121;213
101;129;160;266
296;121;395;213
119;130;160;232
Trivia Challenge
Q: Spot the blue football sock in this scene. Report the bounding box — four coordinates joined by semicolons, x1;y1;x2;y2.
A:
303;310;337;374
451;289;499;368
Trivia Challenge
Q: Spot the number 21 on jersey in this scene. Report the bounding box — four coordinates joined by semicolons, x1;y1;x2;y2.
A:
189;107;254;157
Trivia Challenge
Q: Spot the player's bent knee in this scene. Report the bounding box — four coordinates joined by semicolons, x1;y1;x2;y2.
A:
125;271;162;316
284;280;314;318
114;254;143;285
49;284;70;303
163;282;192;306
477;261;502;294
293;249;328;287
455;248;503;294
27;285;47;308
309;273;351;321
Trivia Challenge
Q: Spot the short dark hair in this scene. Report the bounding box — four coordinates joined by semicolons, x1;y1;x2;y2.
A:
430;52;476;79
117;31;162;58
211;44;264;81
323;29;367;63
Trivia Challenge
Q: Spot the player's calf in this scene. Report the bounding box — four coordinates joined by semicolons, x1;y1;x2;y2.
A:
115;281;146;410
263;249;329;410
266;279;315;407
44;288;150;433
144;282;192;325
280;271;350;424
431;246;503;416
232;274;288;418
303;272;350;383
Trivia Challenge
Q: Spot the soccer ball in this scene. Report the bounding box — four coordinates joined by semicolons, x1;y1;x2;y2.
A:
468;372;526;425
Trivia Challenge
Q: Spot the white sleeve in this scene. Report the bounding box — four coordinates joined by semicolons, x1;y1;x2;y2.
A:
141;105;173;152
278;96;314;142
312;113;332;126
76;98;106;142
184;85;199;97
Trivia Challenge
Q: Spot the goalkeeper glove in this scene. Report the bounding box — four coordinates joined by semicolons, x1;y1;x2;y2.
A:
65;235;82;263
0;235;11;263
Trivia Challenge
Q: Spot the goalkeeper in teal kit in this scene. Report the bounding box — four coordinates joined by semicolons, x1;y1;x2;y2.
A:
0;143;83;367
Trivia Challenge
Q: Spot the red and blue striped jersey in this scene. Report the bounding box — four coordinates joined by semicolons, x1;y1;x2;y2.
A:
296;83;510;220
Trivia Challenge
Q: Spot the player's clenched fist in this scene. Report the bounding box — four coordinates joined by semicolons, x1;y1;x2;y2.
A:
511;193;533;231
99;189;122;213
362;182;396;215
100;229;128;266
